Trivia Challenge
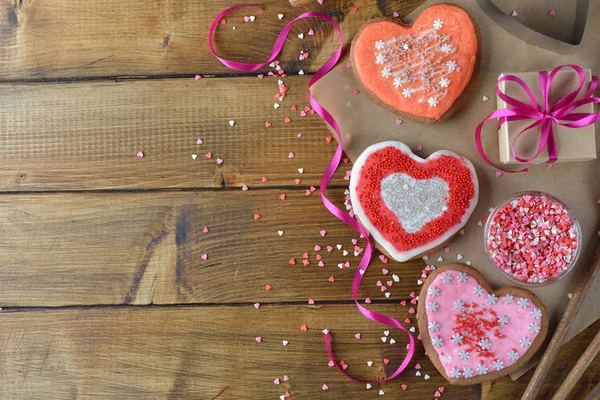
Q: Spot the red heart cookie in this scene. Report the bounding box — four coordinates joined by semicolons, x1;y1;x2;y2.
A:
418;264;549;385
349;141;478;261
351;4;480;123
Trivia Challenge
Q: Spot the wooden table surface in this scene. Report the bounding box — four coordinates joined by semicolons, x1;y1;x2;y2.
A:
0;0;598;399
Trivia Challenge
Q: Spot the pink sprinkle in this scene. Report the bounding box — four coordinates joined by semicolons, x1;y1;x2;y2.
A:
297;132;302;138
283;375;289;381
547;163;553;169
395;118;403;125
365;297;371;304
379;255;388;263
265;121;272;128
318;260;325;267
314;245;321;251
327;246;333;252
242;185;249;191
203;227;209;233
408;307;415;314
243;16;250;22
354;333;361;339
254;213;261;220
401;384;408;390
194;75;201;80
205;152;212;159
346;61;352;68
279;194;286;200
274;377;280;385
196;138;203;145
300;324;308;331
328;360;335;367
284;117;291;124
393;11;399;17
136;151;144;158
435;391;441;397
443;246;451;253
456;66;462;72
308;29;315;36
216;158;223;165
308;298;315;304
353;89;360;95
416;145;423;152
495;171;503;177
253;303;260;309
261;176;268;183
320;230;327;236
300;111;307;117
410;291;416;298
382;268;389;275
288;152;295;158
257;74;264;79
328;276;335;283
265;284;272;291
322;384;329;391
549;9;557;16
201;253;208;260
295;178;301;184
255;336;262;343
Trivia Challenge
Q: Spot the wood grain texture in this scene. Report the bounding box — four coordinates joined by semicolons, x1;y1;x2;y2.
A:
0;189;429;306
0;75;354;191
0;304;478;400
0;0;424;80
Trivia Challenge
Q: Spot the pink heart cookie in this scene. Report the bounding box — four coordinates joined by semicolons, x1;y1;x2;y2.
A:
349;141;478;262
418;264;549;385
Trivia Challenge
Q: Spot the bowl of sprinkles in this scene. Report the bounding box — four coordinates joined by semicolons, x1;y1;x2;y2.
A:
484;191;581;286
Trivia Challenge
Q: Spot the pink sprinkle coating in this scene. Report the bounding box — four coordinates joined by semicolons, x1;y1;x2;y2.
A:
486;194;579;284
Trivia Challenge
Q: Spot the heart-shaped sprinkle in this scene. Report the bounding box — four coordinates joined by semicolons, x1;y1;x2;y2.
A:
328;360;335;367
355;333;361;339
401;384;408;390
322;384;328;391
300;324;308;331
254;303;260;309
393;274;400;282
265;121;272;128
328;276;335;283
282;340;288;346
365;297;371;303
383;358;390;365
274;378;280;384
255;336;262;343
366;383;372;389
201;253;207;260
265;284;272;291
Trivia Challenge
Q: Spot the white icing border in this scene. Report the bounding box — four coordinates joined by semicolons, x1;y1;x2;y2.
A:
349;141;479;262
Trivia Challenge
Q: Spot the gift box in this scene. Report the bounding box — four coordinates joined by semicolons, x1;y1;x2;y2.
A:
497;69;597;164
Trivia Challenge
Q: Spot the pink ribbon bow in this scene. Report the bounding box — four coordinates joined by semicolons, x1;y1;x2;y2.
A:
209;4;414;384
475;64;600;172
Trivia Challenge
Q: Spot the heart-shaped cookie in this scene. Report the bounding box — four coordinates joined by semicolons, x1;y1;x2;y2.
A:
418;264;549;385
351;4;480;123
349;141;478;262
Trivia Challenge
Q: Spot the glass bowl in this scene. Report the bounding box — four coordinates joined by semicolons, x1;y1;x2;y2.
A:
483;191;581;287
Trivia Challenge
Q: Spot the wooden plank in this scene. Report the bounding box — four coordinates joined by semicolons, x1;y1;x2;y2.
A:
0;190;429;306
0;0;425;80
0;76;353;191
0;304;480;399
481;320;600;400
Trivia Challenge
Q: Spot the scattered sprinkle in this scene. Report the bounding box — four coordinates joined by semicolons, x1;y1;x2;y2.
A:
136;151;144;158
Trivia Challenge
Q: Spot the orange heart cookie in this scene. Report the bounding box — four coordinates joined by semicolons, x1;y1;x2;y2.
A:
351;4;480;123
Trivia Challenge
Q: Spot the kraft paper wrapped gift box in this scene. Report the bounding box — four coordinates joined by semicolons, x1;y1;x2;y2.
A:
497;69;597;164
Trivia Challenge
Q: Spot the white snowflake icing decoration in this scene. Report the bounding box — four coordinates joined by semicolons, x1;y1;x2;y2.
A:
487;294;498;305
520;336;532;348
432;336;444;347
428;97;439;107
439;77;450;88
446;60;458;71
518;298;530;309
498;314;509;325
473;286;484;297
428;320;440;332
479;338;492;350
459;350;470;361
375;40;385;50
463;367;474;378
531;308;542;320
477;364;488;375
441;272;453;283
493;359;504;371
507;349;519;362
440;43;454;54
450;367;461;378
504;294;515;304
428;286;440;297
457;272;468;283
381;67;392;78
375;54;387;64
433;19;444;30
441;354;452;364
451;333;463;345
529;322;540;334
402;88;413;98
427;301;439;312
453;299;465;311
393;77;403;88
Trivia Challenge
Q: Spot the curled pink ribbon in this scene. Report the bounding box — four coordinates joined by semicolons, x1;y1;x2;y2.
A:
475;64;600;173
209;5;414;384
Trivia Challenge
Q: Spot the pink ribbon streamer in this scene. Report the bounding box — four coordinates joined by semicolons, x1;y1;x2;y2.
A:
209;5;414;384
475;64;600;173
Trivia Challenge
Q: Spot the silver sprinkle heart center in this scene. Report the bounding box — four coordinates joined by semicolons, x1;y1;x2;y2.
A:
380;173;449;234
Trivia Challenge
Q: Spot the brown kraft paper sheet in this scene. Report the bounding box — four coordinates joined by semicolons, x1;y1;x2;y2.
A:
312;0;599;380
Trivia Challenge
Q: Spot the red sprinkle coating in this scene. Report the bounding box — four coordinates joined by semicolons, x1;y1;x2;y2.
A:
452;303;503;359
486;194;579;284
355;147;476;251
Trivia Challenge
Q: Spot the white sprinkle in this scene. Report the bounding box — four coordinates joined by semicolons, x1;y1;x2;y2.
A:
229;120;235;126
367;361;373;366
423;256;429;261
392;274;400;282
389;338;396;344
336;244;342;250
415;371;422;377
384;330;390;336
379;389;385;396
298;168;304;174
298;70;305;75
568;293;574;299
277;230;284;236
437;256;444;262
249;16;256;22
457;254;463;260
191;154;198;160
409;326;416;332
381;337;387;343
282;340;288;346
366;383;372;389
459;229;465;235
278;13;284;19
298;33;304;39
322;329;329;334
385;292;391;298
466;261;472;266
424;374;430;380
342;250;349;256
511;10;518;17
274;103;280;109
482;95;489;101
